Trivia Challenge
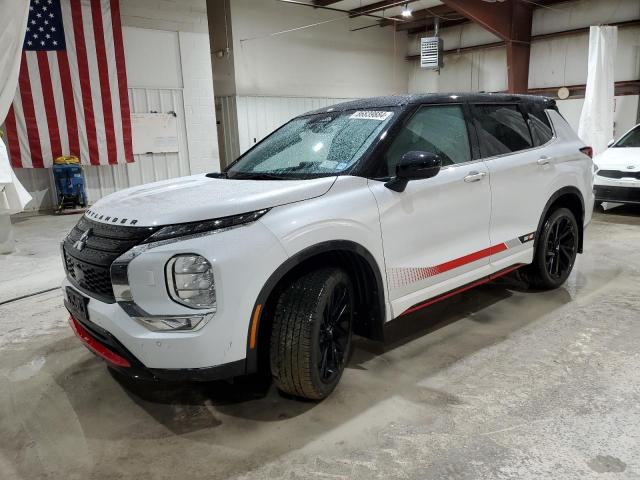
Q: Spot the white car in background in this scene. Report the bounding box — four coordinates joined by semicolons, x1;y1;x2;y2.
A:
594;123;640;207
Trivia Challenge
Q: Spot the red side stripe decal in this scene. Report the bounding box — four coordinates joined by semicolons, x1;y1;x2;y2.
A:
434;243;507;276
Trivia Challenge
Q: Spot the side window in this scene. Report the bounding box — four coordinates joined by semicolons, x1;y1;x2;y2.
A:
472;104;533;157
381;105;471;177
528;107;554;146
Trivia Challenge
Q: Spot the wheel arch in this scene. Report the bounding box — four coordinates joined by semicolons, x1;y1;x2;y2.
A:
535;186;585;254
245;240;386;374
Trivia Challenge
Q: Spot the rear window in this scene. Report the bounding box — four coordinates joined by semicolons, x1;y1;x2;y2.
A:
472;104;533;157
614;125;640;148
528;108;554;146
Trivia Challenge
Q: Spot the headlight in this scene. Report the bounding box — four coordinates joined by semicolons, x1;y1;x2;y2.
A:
144;209;270;244
593;163;599;173
166;254;216;309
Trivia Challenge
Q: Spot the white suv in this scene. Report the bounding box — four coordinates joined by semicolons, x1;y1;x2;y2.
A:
62;93;594;400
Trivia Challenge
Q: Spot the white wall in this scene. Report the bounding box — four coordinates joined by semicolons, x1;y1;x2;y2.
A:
215;0;409;165
558;95;639;140
407;0;640;135
229;0;409;98
12;0;219;212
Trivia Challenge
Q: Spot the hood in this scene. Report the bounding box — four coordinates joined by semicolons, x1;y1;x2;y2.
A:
87;174;337;226
594;147;640;171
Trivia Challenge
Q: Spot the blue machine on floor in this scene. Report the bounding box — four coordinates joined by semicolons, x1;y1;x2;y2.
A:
52;162;87;211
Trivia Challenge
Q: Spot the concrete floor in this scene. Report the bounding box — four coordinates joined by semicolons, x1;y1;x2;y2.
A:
1;206;640;480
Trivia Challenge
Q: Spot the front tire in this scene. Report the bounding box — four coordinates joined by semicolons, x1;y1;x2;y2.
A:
521;207;579;290
270;268;353;400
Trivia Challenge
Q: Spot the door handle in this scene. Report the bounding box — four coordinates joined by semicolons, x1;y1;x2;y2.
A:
464;171;486;183
537;156;550;166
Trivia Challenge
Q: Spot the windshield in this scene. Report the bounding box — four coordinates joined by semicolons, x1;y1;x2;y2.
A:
226;109;396;179
614;125;640;148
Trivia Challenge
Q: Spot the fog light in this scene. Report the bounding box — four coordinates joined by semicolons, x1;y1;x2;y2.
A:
135;313;213;332
166;254;216;309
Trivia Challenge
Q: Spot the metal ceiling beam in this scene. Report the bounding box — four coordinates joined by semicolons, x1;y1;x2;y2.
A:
349;0;417;17
440;0;533;93
313;0;342;5
380;5;462;29
277;0;405;21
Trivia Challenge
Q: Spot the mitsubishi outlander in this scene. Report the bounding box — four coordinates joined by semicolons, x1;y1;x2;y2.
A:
62;93;594;400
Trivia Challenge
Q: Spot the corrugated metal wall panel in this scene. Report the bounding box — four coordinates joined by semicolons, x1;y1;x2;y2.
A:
236;95;352;154
217;95;354;166
13;87;191;211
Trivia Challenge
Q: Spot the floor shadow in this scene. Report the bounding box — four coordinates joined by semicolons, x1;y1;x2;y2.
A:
45;271;577;479
596;204;640;224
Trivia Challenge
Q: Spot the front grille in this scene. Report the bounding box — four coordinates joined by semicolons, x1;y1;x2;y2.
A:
597;169;640;180
594;185;640;204
62;217;159;302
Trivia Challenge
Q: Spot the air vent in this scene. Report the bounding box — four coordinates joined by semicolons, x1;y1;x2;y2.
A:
420;37;444;70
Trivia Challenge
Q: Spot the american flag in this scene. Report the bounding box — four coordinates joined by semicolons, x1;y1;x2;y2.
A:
4;0;133;168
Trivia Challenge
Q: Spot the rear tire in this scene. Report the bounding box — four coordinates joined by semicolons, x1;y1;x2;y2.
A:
270;268;353;400
521;207;579;290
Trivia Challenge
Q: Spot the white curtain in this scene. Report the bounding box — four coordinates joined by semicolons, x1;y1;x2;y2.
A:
1;0;32;215
578;26;618;156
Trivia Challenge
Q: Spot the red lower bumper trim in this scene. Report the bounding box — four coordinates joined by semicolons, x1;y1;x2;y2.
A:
68;316;131;368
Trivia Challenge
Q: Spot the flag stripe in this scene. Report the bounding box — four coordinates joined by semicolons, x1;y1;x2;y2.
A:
101;6;125;165
110;0;133;162
91;0;117;165
36;51;63;159
70;0;100;165
12;89;32;168
26;53;53;166
56;50;81;157
48;51;69;155
81;0;107;165
4;107;23;169
60;0;89;163
18;52;43;168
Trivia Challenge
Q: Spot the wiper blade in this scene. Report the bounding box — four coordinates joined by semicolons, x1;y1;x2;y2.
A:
228;173;286;180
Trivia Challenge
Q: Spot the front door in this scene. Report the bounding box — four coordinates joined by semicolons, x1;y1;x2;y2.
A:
367;104;493;318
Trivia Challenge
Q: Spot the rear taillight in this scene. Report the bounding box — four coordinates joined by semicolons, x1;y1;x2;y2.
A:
580;146;593;158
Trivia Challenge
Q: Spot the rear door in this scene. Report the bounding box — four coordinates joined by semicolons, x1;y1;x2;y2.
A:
471;103;557;271
368;104;492;317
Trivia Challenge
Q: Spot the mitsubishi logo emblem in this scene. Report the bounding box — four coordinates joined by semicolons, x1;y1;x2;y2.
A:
74;228;92;251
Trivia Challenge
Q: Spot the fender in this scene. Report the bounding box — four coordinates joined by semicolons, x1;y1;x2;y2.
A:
534;186;585;254
244;240;386;374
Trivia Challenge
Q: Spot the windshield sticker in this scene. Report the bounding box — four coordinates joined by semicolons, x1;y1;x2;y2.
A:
350;111;393;121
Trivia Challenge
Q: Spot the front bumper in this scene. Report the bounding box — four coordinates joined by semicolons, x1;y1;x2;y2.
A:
62;218;289;377
67;312;246;381
594;177;640;204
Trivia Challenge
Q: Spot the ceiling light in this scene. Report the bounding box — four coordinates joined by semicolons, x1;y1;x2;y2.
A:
401;4;412;17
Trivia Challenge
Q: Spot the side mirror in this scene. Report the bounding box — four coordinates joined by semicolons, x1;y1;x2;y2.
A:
385;151;442;192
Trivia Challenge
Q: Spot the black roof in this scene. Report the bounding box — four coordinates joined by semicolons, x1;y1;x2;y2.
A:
303;92;556;116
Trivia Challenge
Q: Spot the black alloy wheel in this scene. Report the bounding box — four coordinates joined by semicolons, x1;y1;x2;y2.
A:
270;268;354;400
522;207;579;290
545;213;578;281
318;282;352;384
